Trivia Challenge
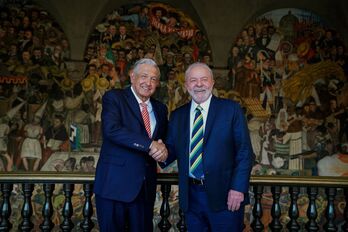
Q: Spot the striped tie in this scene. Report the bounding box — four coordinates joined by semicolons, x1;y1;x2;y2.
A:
140;102;151;138
189;105;204;179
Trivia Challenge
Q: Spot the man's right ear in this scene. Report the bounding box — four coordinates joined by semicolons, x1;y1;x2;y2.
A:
130;73;135;83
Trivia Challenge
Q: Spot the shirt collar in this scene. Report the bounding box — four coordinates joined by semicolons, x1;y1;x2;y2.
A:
131;86;152;111
190;94;212;114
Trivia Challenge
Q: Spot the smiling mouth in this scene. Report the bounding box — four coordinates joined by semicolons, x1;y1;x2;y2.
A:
142;87;151;92
194;89;206;93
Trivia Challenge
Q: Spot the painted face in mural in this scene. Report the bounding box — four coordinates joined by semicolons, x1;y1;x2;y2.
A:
22;51;31;62
109;25;116;35
185;64;214;104
119;25;126;36
231;46;239;56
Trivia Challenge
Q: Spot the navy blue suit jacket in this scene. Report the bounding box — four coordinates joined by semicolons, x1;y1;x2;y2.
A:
165;96;254;212
94;87;168;202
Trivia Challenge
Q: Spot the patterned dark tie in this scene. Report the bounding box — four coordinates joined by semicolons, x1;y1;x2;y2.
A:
189;105;204;179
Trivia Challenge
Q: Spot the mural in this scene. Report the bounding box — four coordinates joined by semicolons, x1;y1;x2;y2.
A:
0;1;347;230
0;1;211;173
226;8;348;231
0;1;208;231
0;0;72;172
227;8;348;177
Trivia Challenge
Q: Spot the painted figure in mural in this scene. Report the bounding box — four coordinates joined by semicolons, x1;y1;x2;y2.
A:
84;63;98;79
257;50;275;111
0;116;11;170
63;82;85;132
234;52;260;98
304;100;324;149
118;5;150;30
283;105;304;170
114;25;134;43
163;63;253;231
94;58;168;231
20;115;43;171
227;46;242;89
0;116;10;153
49;87;65;117
325;98;344;152
42;114;69;166
89;44;114;68
5;101;26;169
31;47;45;65
45;45;67;70
71;103;94;146
92;77;110;145
256;26;270;50
259;115;276;166
102;24;117;46
247;114;262;160
86;155;96;172
18;28;34;54
159;51;175;80
79;156;89;172
11;50;37;75
317;143;348;176
62;157;77;171
78;156;97;172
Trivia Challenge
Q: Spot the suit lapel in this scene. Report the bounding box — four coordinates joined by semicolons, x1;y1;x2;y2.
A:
124;87;144;126
184;103;191;151
182;103;191;175
204;96;218;145
151;98;160;138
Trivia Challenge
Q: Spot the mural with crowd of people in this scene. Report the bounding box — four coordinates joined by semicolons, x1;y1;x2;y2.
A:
227;8;348;177
0;1;211;230
0;1;347;230
1;3;347;178
226;9;348;230
0;2;211;174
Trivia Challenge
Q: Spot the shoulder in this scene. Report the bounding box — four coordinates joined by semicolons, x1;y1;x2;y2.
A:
103;88;127;99
151;98;168;112
151;97;166;108
214;96;241;107
102;88;126;104
212;96;244;114
171;102;190;118
104;88;124;97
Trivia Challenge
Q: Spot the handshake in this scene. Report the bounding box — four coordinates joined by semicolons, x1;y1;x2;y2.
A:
149;139;168;162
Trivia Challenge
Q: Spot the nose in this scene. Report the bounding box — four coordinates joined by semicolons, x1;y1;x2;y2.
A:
196;79;203;86
144;77;152;85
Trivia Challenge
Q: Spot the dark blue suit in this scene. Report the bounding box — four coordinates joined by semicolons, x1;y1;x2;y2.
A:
94;87;168;231
165;96;253;230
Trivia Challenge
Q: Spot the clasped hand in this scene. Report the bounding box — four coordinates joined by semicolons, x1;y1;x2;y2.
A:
149;139;168;162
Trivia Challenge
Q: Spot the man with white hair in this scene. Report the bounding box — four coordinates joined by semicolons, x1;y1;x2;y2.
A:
163;62;254;231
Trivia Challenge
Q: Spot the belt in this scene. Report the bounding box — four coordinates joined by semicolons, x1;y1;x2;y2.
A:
189;178;205;185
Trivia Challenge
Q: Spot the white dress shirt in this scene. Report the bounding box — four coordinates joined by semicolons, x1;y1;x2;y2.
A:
131;87;157;137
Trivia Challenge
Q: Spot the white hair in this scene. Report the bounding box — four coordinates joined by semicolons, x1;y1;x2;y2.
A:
133;58;160;77
185;62;213;80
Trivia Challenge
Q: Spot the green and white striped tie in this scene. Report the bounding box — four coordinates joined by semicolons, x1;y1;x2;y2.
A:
189;105;204;179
